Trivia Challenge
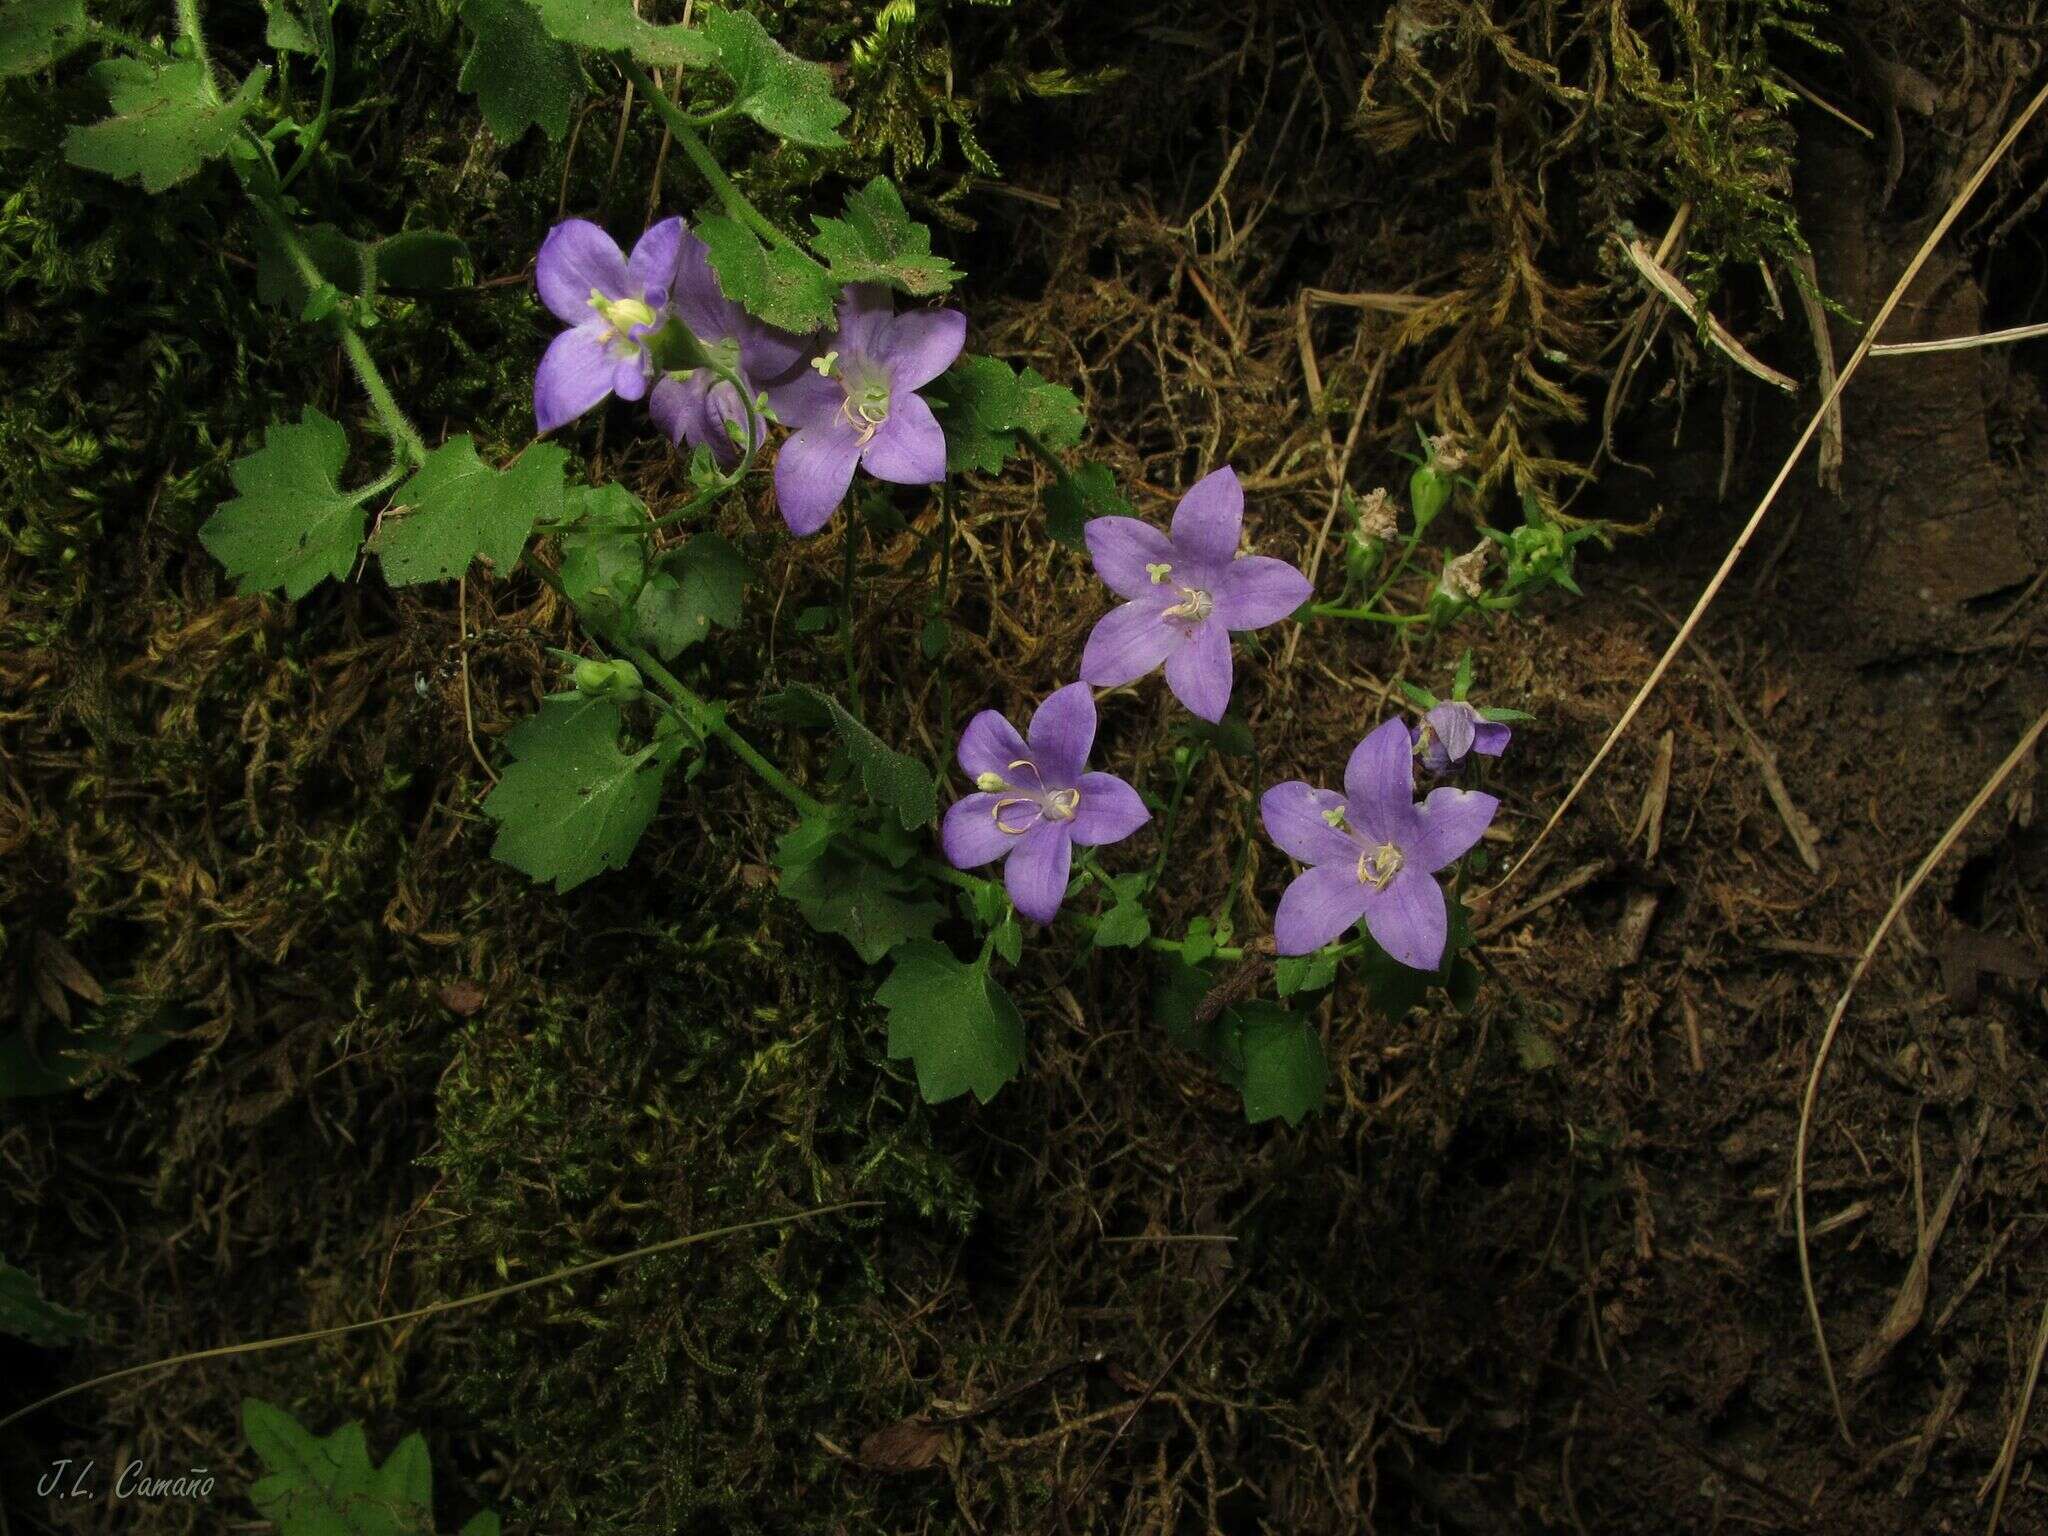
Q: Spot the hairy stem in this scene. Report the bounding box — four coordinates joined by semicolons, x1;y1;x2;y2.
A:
619;59;795;252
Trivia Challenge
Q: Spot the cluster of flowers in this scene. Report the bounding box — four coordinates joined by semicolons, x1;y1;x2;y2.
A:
532;219;1508;975
534;216;964;536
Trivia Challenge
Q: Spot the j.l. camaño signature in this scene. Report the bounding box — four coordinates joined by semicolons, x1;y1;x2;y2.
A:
37;1458;216;1500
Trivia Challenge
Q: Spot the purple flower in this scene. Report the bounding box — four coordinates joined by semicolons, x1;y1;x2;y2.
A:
1260;717;1497;969
940;682;1150;924
1078;466;1312;722
534;217;683;434
766;285;966;537
647;230;805;468
1412;700;1512;775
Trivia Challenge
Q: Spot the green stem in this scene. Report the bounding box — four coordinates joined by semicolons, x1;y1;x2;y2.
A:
340;329;429;468
1303;603;1427;625
1146;751;1198;890
278;1;337;194
620;59;795;252
175;0;218;99
1018;427;1077;494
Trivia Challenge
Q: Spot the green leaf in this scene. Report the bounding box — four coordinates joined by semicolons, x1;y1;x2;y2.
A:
1512;1017;1562;1072
459;0;581;143
65;58;271;194
991;916;1022;966
879;942;1025;1104
777;835;941;965
1273;951;1336;998
695;213;836;334
0;1260;88;1346
926;354;1087;480
459;1517;502;1536
254;221;362;311
371;439;568;586
243;1397;433;1536
265;3;318;54
636;533;750;658
811;176;959;295
1044;460;1126;549
482;695;672;893
374;230;471;291
528;0;713;68
783;685;935;829
1;0;89;76
557;483;649;633
919;615;950;660
200;409;368;601
1093;898;1150;950
702;6;847;148
1233;1002;1328;1126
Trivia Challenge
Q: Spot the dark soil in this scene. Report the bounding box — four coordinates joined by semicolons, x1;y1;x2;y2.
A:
3;3;2047;1534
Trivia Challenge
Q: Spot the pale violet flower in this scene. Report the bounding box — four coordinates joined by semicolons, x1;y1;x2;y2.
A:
533;217;682;433
1079;466;1311;722
1412;699;1511;775
940;682;1149;924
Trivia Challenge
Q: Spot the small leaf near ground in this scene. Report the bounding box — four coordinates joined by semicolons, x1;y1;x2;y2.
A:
527;0;712;69
0;0;89;76
1232;1002;1328;1127
458;0;581;143
636;533;750;658
0;1260;88;1346
200;409;368;601
64;58;271;193
371;439;568;586
481;694;673;893
879;942;1026;1104
779;684;935;829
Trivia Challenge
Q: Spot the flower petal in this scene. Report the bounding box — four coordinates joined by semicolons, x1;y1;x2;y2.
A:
536;220;629;325
647;373;707;448
1213;554;1311;630
860;391;947;484
1080;600;1183;689
626;216;685;307
1343;717;1421;846
1362;866;1448;971
1026;681;1096;785
774;418;864;536
741;321;808;388
1085;516;1178;602
1162;620;1232;722
837;284;897;358
1407;786;1498;873
1260;781;1357;866
1473;719;1512;758
534;326;616;432
1004;820;1073;924
612;354;650;402
942;792;1014;870
1069;772;1149;847
1273;863;1373;956
873;307;966;391
671;227;737;341
1169;465;1244;570
957;708;1029;782
1426;701;1478;763
766;366;843;431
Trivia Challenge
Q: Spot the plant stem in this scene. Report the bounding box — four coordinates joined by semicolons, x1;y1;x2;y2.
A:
175;0;218;99
616;640;827;819
619;59;795;252
1302;603;1426;625
340;329;429;468
278;1;338;194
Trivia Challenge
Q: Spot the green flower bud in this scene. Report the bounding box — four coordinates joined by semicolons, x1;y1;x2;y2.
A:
573;658;616;695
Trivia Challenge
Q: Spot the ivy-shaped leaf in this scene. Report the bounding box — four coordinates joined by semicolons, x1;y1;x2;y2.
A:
200;409;369;601
1233;1002;1328;1127
1;0;89;76
527;0;713;68
780;684;935;829
1092;895;1150;950
482;694;674;893
811;177;960;296
0;1259;88;1346
458;0;582;143
64;57;271;194
926;354;1086;481
702;6;847;149
775;820;941;965
557;482;648;635
371;439;568;586
1044;461;1128;550
635;533;751;658
695;213;836;334
879;941;1025;1104
243;1396;499;1536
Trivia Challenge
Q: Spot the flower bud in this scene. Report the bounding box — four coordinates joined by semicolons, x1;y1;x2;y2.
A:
572;658;643;701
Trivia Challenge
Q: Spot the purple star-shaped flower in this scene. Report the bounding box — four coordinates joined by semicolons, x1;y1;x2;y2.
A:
647;229;806;467
940;682;1150;925
1412;699;1512;776
1260;717;1497;969
534;217;684;434
766;285;965;537
1079;466;1312;722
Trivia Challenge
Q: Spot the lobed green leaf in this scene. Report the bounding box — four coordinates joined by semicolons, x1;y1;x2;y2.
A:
371;439;568;586
482;694;674;893
64;58;271;194
200;409;367;601
702;6;847;148
811;177;960;295
0;0;89;75
695;214;837;334
879;942;1025;1104
458;0;582;143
